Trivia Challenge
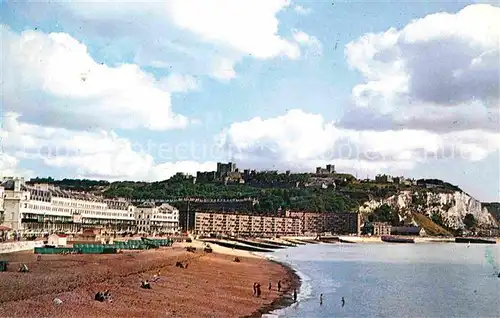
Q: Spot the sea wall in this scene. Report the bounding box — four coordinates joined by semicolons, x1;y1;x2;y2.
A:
0;241;43;254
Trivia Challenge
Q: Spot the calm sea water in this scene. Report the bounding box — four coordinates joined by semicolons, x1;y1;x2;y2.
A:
266;243;500;318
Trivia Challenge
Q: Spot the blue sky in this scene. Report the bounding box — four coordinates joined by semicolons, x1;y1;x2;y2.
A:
0;1;499;201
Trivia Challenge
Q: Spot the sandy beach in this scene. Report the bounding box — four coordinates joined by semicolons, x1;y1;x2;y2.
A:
0;244;299;318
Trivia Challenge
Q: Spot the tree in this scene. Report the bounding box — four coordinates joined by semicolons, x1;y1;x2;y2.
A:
463;213;477;229
371;204;395;224
431;212;445;227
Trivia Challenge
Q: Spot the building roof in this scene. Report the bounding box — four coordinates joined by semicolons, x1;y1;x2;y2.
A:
0;179;15;190
2;179;133;210
49;233;67;238
391;226;421;234
371;222;391;226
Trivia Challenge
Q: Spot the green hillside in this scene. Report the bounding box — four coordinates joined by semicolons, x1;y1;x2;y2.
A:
24;173;487;235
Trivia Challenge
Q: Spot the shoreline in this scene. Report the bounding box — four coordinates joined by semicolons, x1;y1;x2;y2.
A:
0;246;295;318
242;259;301;318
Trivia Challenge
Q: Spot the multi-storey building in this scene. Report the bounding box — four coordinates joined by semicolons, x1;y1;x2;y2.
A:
194;212;303;237
327;212;361;235
0;178;136;233
1;177;180;235
286;211;323;234
168;198;258;231
372;222;392;236
135;203;180;234
285;211;361;235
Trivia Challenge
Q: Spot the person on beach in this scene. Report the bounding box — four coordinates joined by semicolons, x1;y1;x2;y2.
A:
103;290;112;302
95;291;105;302
293;289;297;302
256;283;262;297
277;280;282;292
18;263;29;272
253;282;257;295
268;281;272;291
341;296;345;307
141;280;151;289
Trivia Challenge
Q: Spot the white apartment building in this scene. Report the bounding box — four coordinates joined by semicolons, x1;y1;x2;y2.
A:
135;203;180;234
1;177;136;234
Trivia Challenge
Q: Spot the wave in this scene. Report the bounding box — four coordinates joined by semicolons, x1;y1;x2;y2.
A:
264;254;313;317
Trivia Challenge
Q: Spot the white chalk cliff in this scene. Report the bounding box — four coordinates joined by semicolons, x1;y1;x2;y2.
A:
359;190;498;229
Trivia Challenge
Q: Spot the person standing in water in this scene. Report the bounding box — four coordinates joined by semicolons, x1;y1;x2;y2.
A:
320;294;323;305
341;297;345;307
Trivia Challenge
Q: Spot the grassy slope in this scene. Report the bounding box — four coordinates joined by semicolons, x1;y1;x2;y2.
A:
412;212;453;237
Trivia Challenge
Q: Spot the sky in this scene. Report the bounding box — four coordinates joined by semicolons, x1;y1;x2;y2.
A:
0;0;499;202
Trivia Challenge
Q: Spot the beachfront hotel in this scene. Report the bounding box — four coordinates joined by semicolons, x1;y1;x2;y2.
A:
194;211;303;237
0;177;179;234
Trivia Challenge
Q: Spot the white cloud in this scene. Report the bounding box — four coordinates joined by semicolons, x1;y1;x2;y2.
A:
159;74;200;93
1;113;216;181
215;5;500;197
0;154;34;179
148;161;217;181
164;0;299;59
1;26;188;131
343;4;500;132
292;29;323;57
220;110;500;174
32;0;311;80
293;5;312;15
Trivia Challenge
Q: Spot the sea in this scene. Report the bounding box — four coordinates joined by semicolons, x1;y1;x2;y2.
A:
265;243;500;318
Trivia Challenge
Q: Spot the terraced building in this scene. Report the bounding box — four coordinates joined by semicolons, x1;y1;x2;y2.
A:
0;177;179;235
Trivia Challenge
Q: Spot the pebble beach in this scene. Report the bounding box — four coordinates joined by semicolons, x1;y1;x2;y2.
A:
0;244;299;318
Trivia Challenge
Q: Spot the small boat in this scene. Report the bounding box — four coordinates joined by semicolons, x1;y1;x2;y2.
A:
381;236;415;243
